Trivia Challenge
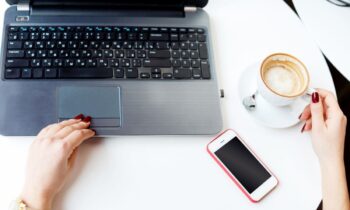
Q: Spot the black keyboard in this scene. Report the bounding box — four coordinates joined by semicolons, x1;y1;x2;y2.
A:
4;26;211;80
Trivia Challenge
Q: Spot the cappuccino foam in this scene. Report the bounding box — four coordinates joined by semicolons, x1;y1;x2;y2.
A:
264;66;302;96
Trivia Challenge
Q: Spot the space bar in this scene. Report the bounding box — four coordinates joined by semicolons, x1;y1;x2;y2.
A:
59;68;113;78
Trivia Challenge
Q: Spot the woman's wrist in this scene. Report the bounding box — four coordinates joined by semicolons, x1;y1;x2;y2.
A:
20;189;53;210
319;157;345;173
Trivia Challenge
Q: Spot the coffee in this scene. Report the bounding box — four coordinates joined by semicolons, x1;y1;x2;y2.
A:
258;53;310;106
263;65;304;96
260;54;308;98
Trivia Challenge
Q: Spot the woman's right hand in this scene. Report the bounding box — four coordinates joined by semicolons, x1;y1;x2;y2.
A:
300;89;347;165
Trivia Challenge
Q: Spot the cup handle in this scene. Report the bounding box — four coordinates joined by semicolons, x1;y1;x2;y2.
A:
301;87;316;102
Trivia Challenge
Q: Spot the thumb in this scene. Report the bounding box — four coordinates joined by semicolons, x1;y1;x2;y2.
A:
310;92;325;131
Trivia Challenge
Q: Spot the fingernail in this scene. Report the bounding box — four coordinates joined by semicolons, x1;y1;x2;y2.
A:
312;92;319;103
74;114;84;120
298;114;302;119
83;116;91;123
301;123;306;133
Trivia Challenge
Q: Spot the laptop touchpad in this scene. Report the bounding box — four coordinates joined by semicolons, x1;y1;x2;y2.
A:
58;86;121;128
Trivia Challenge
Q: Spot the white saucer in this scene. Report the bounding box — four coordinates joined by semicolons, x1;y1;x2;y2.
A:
238;63;308;128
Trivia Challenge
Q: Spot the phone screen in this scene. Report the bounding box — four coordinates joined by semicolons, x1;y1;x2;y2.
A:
214;137;271;193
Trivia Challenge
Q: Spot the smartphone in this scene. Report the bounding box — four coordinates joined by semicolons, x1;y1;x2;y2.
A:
207;129;278;202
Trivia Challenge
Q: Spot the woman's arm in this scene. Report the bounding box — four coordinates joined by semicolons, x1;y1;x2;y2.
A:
300;89;349;210
321;159;349;210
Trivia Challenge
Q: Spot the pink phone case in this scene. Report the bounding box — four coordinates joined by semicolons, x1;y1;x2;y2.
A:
206;129;279;203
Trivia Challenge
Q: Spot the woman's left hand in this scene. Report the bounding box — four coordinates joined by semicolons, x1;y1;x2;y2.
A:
20;114;95;210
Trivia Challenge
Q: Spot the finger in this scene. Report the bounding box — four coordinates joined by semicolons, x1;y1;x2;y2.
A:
310;92;325;131
55;121;91;139
316;89;341;112
303;118;312;132
300;105;311;121
44;119;84;138
316;89;345;121
63;129;95;151
38;119;80;138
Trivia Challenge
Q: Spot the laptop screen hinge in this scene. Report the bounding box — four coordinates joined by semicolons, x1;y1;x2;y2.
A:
184;6;197;12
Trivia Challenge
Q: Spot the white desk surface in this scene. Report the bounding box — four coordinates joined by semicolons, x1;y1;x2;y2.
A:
294;0;350;81
0;0;336;209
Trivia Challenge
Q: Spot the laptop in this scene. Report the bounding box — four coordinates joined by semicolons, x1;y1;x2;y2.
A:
0;0;222;136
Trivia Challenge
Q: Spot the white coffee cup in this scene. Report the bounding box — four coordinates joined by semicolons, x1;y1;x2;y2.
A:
257;53;311;106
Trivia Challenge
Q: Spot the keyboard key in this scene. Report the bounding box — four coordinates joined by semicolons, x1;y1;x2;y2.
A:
19;27;28;32
179;34;188;41
173;59;181;67
170;34;179;41
59;68;113;78
7;50;25;58
180;42;189;50
4;68;20;79
197;28;205;34
150;27;159;32
44;68;57;78
21;68;32;78
174;69;191;79
144;59;171;67
148;50;170;58
8;26;18;32
201;60;211;79
188;34;197;41
33;68;43;78
191;60;200;68
126;68;138;78
198;34;206;42
188;28;196;33
163;73;173;79
8;33;18;40
179;28;187;33
172;51;180;58
198;43;208;59
155;42;170;50
190;51;199;59
149;33;169;41
182;60;191;68
140;72;150;79
171;42;179;50
6;59;29;67
189;42;197;50
8;41;22;49
192;69;201;79
151;68;162;74
152;73;161;79
114;68;124;78
181;51;190;59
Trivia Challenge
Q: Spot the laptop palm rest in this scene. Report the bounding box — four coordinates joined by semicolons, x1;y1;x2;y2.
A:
58;86;121;128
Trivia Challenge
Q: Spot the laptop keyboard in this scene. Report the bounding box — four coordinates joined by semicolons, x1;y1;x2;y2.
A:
4;26;211;80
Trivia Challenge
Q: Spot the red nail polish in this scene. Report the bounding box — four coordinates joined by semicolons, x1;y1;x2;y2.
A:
74;114;84;120
83;116;91;123
312;92;319;103
301;123;306;133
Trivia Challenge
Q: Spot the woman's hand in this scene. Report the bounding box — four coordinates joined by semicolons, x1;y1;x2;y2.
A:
20;114;95;210
300;89;349;210
300;89;347;164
